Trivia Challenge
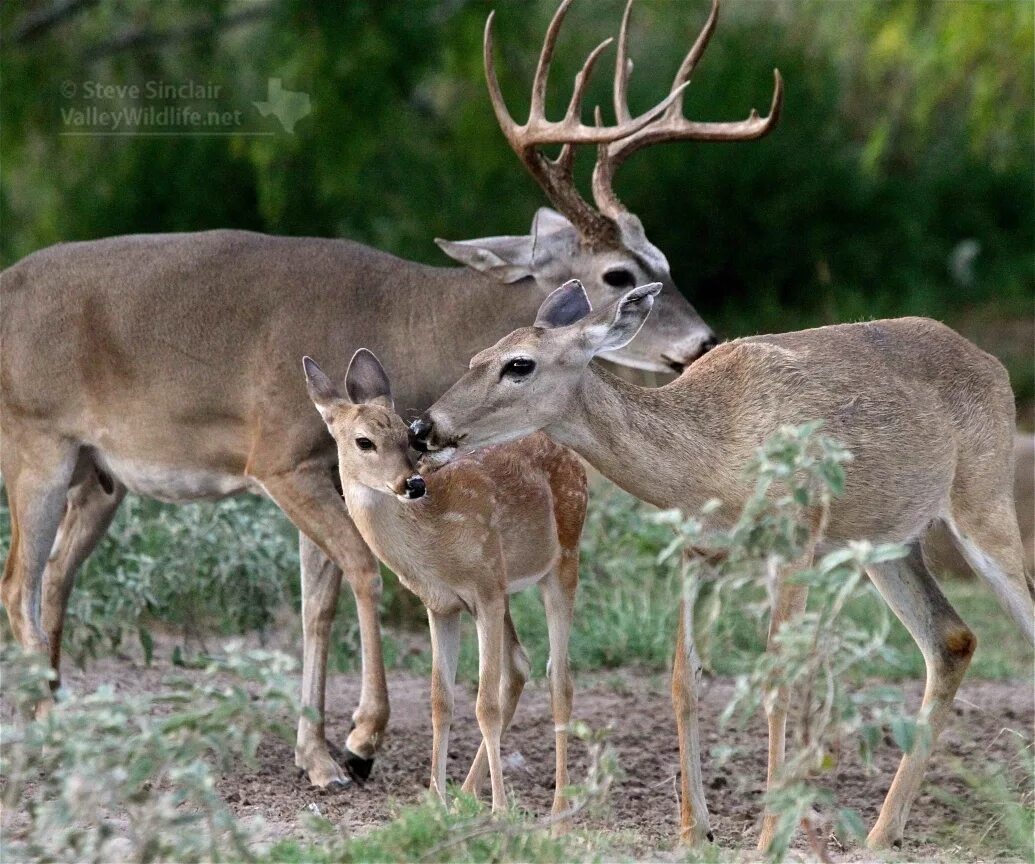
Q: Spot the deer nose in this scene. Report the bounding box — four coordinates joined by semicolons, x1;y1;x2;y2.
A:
404;475;426;499
701;334;719;353
409;418;433;451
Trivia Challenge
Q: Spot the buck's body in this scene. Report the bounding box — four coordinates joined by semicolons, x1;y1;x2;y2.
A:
1;230;535;451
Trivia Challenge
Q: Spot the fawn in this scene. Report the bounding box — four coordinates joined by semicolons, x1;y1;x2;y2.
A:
303;349;587;819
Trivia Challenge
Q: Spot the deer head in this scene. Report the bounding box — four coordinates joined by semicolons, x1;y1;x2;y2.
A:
410;278;658;463
305;351;426;501
437;0;781;373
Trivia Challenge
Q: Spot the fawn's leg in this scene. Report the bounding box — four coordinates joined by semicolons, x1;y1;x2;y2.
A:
473;593;507;812
540;563;577;827
865;543;975;848
428;609;462;802
757;556;811;852
462;603;529;796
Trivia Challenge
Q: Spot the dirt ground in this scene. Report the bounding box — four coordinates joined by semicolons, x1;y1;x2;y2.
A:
9;634;1032;863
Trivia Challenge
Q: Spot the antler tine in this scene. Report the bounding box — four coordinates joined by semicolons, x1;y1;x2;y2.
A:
483;11;517;138
613;0;635;124
665;0;719;121
530;0;576;119
556;36;613;176
565;37;613;123
592;0;784;219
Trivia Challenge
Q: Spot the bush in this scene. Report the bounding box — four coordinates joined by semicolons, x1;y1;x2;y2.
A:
0;642;298;863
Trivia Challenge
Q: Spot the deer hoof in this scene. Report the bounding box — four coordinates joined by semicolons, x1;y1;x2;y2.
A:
345;748;374;783
323;778;352;793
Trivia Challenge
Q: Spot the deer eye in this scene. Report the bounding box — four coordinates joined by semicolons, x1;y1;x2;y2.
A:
501;357;536;380
603;268;636;289
355;437;376;451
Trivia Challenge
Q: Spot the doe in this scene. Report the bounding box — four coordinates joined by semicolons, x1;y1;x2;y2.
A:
413;279;1034;849
303;349;587;819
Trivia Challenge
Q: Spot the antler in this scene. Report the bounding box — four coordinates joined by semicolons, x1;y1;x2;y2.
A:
591;0;783;219
484;0;687;247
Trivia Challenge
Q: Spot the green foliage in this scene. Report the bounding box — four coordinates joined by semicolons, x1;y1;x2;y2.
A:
265;796;579;864
651;422;916;859
59;496;296;666
0;642;299;863
929;740;1035;862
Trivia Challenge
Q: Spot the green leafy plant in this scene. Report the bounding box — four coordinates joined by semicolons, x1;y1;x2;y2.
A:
654;422;916;859
0;642;299;864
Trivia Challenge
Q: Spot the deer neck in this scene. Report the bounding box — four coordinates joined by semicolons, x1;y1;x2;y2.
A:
340;480;431;578
547;363;732;514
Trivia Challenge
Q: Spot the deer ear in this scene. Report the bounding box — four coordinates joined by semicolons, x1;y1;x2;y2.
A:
530;207;573;238
434;235;533;284
583;283;662;354
345;349;395;411
303;356;345;420
534;279;592;328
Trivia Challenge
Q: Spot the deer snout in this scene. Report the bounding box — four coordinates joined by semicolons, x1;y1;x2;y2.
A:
404;475;426;500
662;330;720;373
409;418;434;451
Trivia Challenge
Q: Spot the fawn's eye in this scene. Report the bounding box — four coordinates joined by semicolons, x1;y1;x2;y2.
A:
355;437;376;451
603;268;636;289
501;357;536;380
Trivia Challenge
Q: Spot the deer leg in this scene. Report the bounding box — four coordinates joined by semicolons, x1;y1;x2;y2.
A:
261;464;389;789
41;464;125;687
428;608;462;802
865;543;976;848
539;561;577;829
1;437;78;717
757;560;811;852
944;502;1033;644
672;586;713;845
462;602;528;798
294;532;348;789
473;592;507;813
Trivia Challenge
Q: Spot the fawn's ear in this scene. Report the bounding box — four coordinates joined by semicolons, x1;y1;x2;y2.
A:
580;282;662;355
534;279;592;328
303;356;345;421
345;348;395;411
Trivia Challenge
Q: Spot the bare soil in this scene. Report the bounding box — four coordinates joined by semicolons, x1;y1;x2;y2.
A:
9;632;1032;863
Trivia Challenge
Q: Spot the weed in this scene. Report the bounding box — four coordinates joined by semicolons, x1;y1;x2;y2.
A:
0;641;299;863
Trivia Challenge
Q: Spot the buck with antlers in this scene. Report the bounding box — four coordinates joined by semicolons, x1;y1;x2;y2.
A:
412;280;1034;849
303;349;586;820
0;0;778;790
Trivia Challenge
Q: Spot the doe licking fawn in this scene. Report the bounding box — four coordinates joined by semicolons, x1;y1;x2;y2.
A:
412;279;1034;850
303;349;587;819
